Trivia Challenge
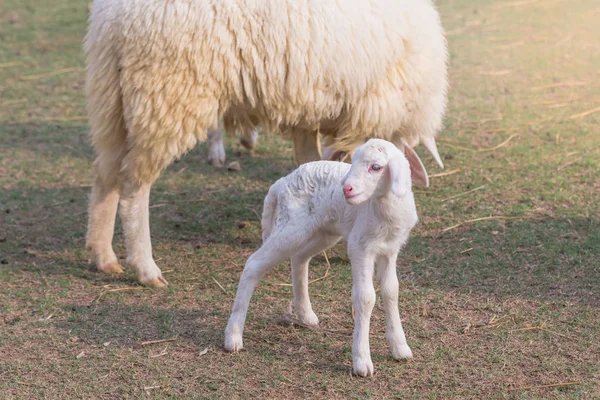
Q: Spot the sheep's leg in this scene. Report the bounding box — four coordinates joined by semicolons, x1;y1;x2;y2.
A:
207;126;226;167
376;254;413;360
350;250;376;377
292;129;322;165
225;236;300;352
290;234;340;326
86;172;122;274
240;128;259;155
118;177;166;287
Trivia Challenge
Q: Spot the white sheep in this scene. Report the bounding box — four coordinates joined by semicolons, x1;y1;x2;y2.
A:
85;0;447;286
224;138;427;377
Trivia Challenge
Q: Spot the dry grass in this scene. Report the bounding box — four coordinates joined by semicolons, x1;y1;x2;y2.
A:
1;0;599;398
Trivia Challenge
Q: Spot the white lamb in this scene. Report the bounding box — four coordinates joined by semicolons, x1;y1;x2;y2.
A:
224;138;428;377
85;0;447;286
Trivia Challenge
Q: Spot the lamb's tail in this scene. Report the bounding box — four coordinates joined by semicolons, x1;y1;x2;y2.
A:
261;179;284;242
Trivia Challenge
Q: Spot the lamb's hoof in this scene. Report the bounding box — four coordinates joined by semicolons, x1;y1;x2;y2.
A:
140;276;168;288
391;344;413;361
224;334;243;352
98;263;124;274
353;358;374;377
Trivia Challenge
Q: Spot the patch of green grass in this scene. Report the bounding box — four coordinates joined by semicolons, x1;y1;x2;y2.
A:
1;0;600;398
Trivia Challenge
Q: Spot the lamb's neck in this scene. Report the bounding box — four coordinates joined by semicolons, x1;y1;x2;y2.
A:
369;192;416;226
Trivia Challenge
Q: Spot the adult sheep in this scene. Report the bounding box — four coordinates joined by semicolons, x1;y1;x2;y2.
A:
85;0;448;287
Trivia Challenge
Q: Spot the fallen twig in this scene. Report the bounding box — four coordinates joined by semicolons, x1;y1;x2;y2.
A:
211;276;230;296
244;206;261;220
557;157;583;171
568;106;600;120
478;134;518;152
506;381;581;391
441;215;526;233
532;81;586;91
275;253;332;287
440;134;518;153
0;61;23;68
92;287;145;304
429;169;460;178
510;323;573;339
498;40;525;49
20;67;83;81
443;185;487;202
41;116;87;122
477;69;512;76
1;98;27;107
141;338;177;346
496;0;539;7
461;314;514;334
149;347;169;358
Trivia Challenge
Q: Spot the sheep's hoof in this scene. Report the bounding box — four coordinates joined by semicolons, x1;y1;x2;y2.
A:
141;276;169;288
208;158;224;168
298;311;319;327
391;344;413;361
353;358;374;377
98;263;124;274
208;146;226;167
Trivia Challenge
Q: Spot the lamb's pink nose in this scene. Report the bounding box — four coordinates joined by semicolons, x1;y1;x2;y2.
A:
343;184;353;197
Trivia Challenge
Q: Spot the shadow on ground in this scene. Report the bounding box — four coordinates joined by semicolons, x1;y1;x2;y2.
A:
399;217;600;306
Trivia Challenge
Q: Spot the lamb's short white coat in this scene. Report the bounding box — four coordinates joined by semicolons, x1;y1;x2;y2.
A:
224;139;424;377
85;0;447;286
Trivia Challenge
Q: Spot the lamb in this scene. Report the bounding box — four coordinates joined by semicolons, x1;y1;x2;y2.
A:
85;0;447;287
224;138;428;377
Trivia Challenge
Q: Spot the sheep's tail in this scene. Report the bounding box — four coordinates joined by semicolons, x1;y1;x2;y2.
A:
261;179;284;242
84;9;127;186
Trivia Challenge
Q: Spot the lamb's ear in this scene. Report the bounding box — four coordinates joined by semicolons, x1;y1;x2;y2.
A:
400;140;429;188
388;153;411;197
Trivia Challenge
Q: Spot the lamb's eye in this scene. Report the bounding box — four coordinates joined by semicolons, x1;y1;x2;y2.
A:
370;164;382;172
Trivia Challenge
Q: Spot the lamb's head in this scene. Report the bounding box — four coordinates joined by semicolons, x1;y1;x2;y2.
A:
341;139;429;205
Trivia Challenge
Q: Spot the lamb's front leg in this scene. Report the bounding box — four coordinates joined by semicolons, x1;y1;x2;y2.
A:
376;254;413;360
350;251;376;377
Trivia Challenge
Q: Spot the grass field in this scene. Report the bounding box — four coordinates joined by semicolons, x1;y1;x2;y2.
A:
1;0;599;398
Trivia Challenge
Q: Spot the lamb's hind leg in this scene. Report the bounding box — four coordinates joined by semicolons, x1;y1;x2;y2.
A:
290;234;340;326
225;232;303;352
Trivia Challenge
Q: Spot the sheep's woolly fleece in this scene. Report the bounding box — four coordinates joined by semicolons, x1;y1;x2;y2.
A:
86;0;448;183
